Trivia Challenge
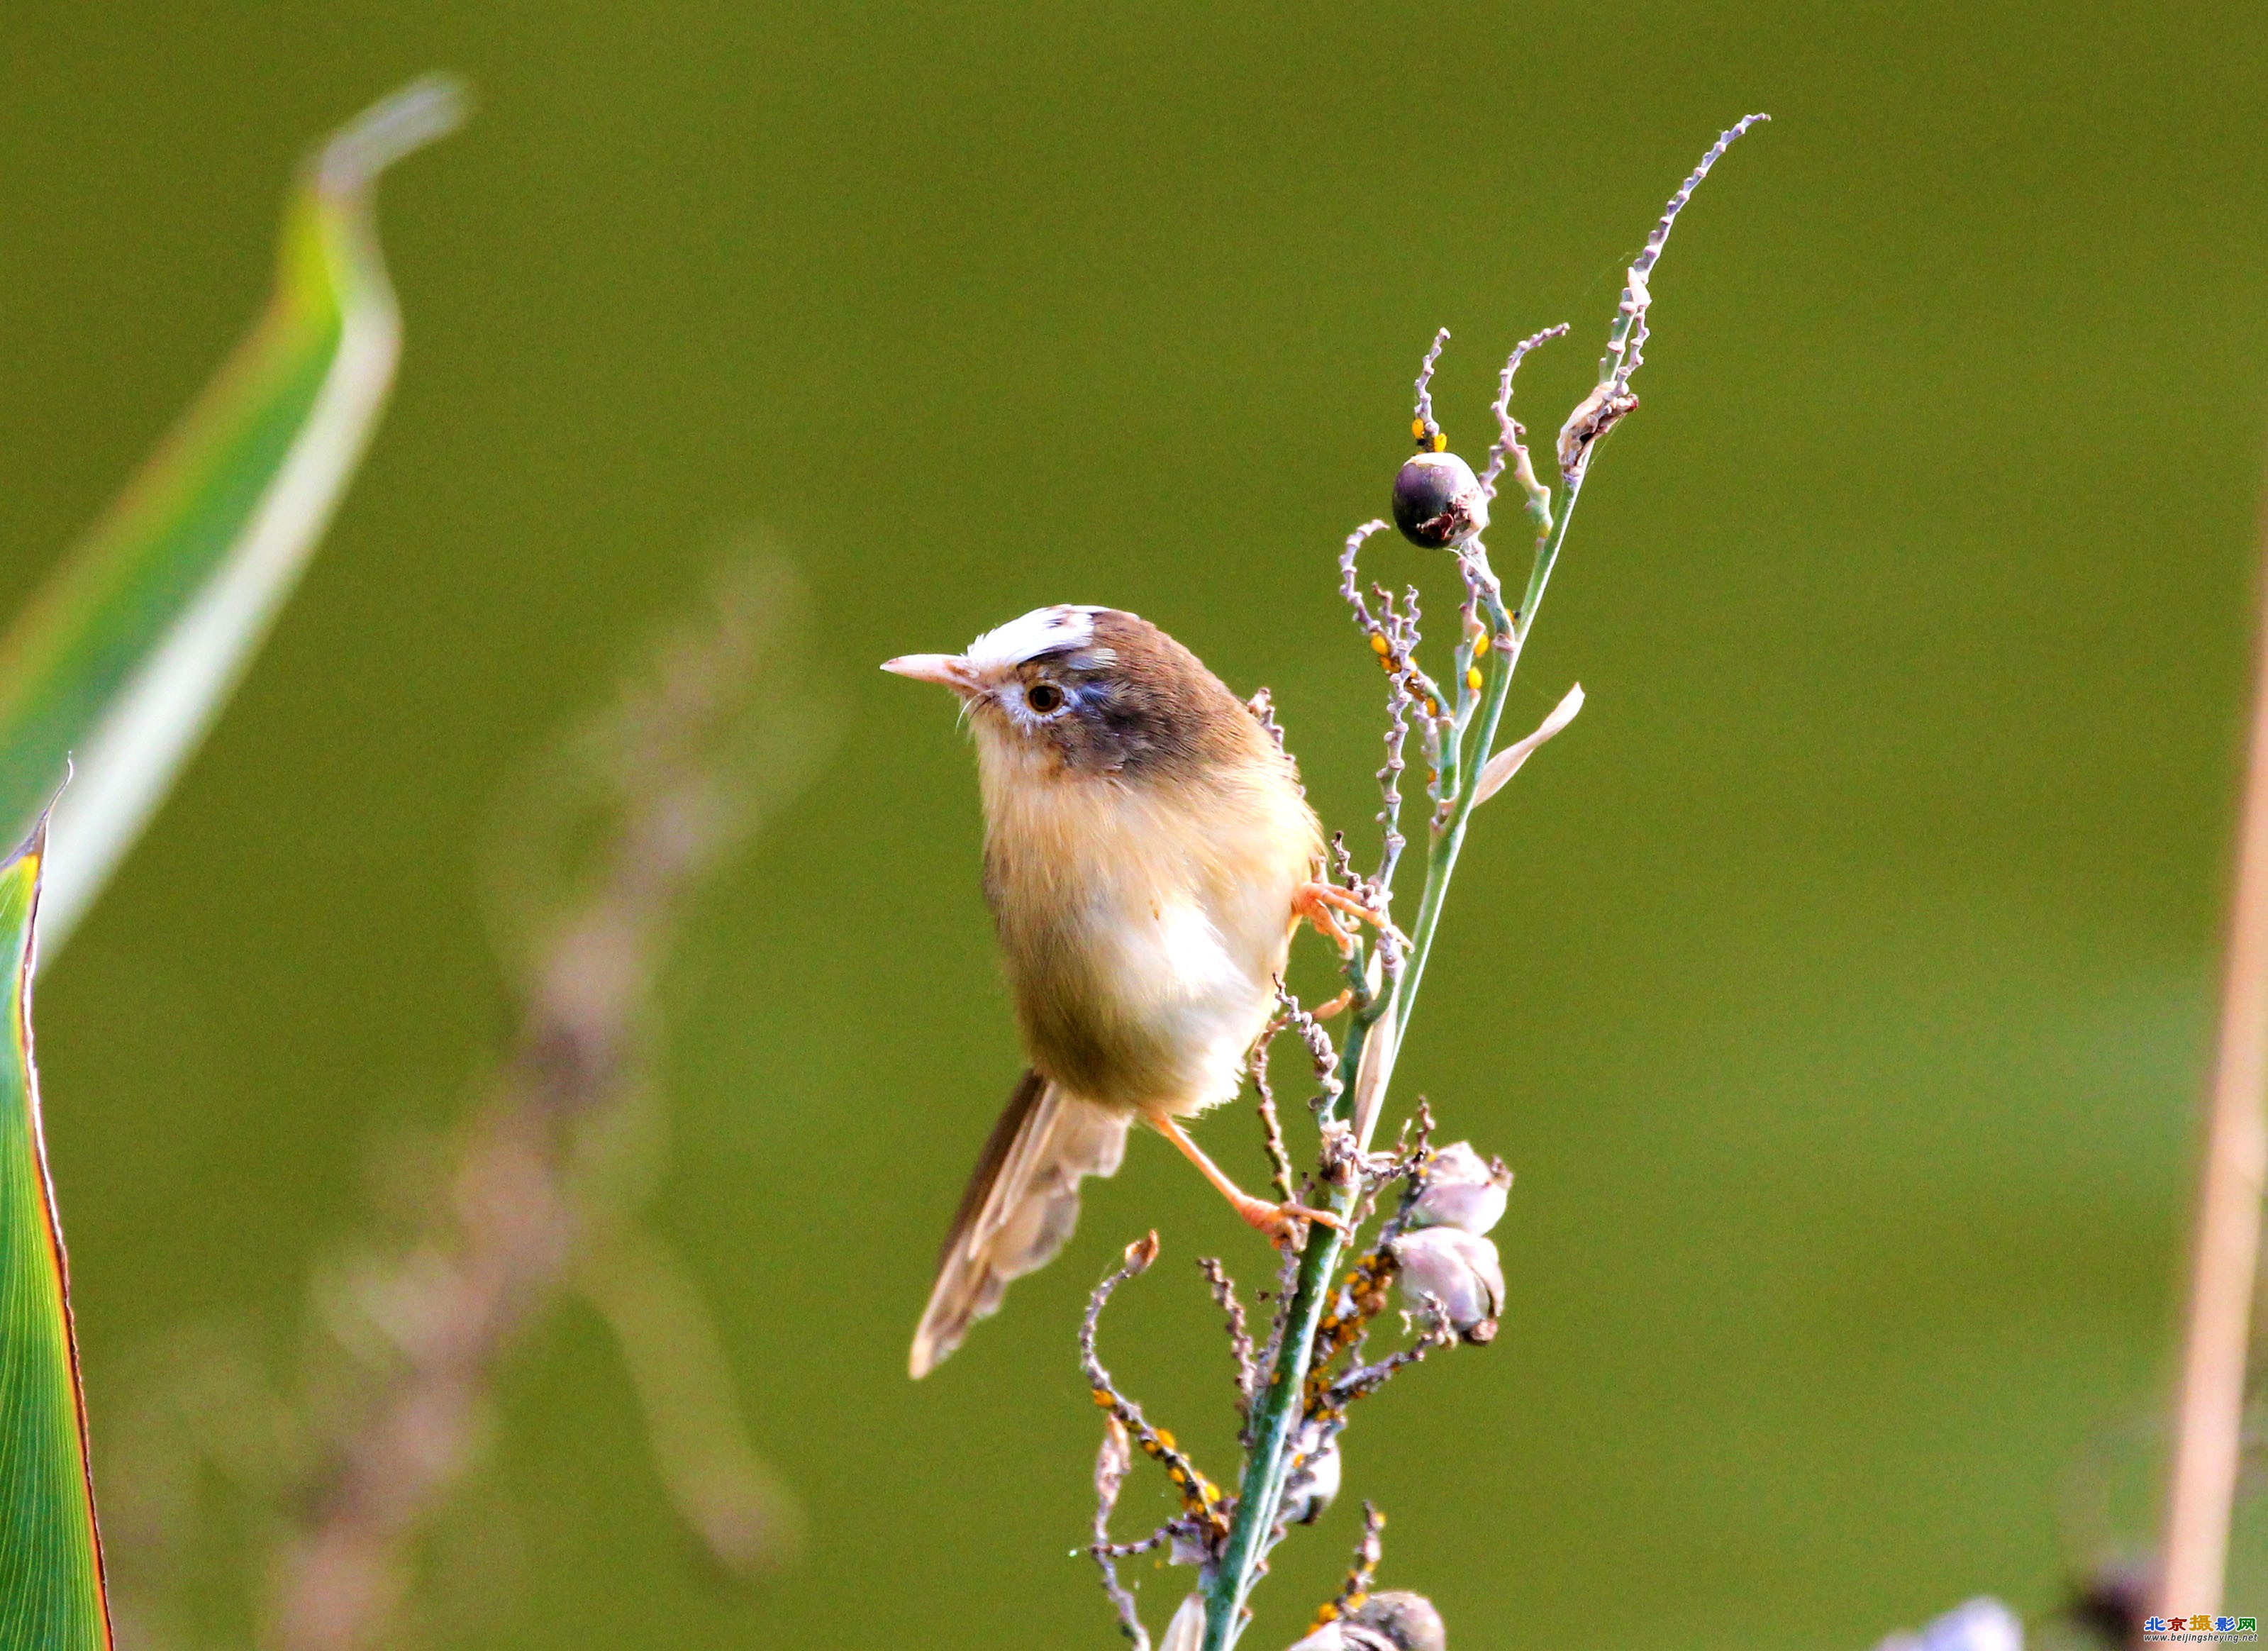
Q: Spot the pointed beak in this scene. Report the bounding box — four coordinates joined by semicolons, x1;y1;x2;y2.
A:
880;652;979;694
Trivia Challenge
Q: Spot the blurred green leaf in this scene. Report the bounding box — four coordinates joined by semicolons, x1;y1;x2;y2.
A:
0;77;465;951
0;823;107;1648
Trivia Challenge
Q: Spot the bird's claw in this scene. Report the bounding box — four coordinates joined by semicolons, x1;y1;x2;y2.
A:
1236;1194;1347;1249
1294;881;1408;957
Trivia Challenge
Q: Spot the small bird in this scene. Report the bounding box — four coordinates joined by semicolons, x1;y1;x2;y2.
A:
885;605;1381;1377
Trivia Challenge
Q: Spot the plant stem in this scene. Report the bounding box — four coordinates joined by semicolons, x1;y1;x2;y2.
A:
1199;489;1586;1650
2157;484;2268;1615
1398;477;1582;1023
1194;113;1764;1650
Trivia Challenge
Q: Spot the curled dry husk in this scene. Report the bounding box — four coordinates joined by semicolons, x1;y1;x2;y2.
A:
1386;1227;1503;1343
1405;1142;1511;1237
1285;1591;1447;1651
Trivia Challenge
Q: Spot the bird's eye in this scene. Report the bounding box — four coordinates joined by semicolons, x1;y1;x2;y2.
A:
1025;682;1064;713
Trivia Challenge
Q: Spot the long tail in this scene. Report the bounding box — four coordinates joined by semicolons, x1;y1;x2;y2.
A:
910;1071;1128;1378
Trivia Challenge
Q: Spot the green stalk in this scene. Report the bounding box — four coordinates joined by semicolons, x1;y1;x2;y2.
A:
1393;486;1577;1028
1200;489;1586;1648
1196;114;1763;1648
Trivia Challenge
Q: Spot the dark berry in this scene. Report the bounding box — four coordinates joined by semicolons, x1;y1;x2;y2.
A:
1391;451;1489;548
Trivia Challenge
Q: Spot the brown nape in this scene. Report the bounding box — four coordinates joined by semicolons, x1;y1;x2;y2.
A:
1032;608;1277;781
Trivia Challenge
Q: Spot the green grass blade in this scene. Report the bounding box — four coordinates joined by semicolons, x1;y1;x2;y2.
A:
0;823;109;1650
0;77;465;951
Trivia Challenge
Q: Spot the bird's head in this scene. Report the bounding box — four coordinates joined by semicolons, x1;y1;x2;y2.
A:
883;605;1262;782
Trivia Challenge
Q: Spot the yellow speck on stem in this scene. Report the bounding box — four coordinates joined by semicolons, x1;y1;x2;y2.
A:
1369;632;1390;655
1466;667;1483;691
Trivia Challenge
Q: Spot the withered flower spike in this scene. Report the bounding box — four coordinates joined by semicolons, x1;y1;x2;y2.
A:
1272;984;1341;1104
1252;1239;1303;1433
1557;113;1768;485
1199;1258;1259;1418
1313;1501;1386;1628
1325;1302;1457;1412
1091;1419;1152;1650
1249;1034;1296;1206
1411;327;1450;430
1479;321;1573;513
1081;1239;1230;1542
1338;521;1391;631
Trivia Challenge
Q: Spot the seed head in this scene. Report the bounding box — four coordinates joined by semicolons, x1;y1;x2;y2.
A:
1406;1142;1513;1238
1387;1227;1503;1343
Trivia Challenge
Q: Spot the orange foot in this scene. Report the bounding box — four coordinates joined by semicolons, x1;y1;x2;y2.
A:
1226;1186;1347;1249
1153;1114;1345;1249
1294;880;1408;957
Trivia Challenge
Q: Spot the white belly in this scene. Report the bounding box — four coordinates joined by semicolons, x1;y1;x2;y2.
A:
980;752;1318;1115
1085;875;1285;1115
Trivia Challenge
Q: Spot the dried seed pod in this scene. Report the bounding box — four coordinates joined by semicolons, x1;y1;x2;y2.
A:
1286;1592;1447;1651
1387;1227;1503;1342
1350;1593;1447;1651
1406;1142;1513;1237
1390;451;1489;548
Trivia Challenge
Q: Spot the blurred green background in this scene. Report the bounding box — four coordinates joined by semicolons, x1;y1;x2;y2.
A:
5;2;2265;1647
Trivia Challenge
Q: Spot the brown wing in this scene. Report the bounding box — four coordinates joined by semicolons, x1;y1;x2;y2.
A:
909;1071;1128;1378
